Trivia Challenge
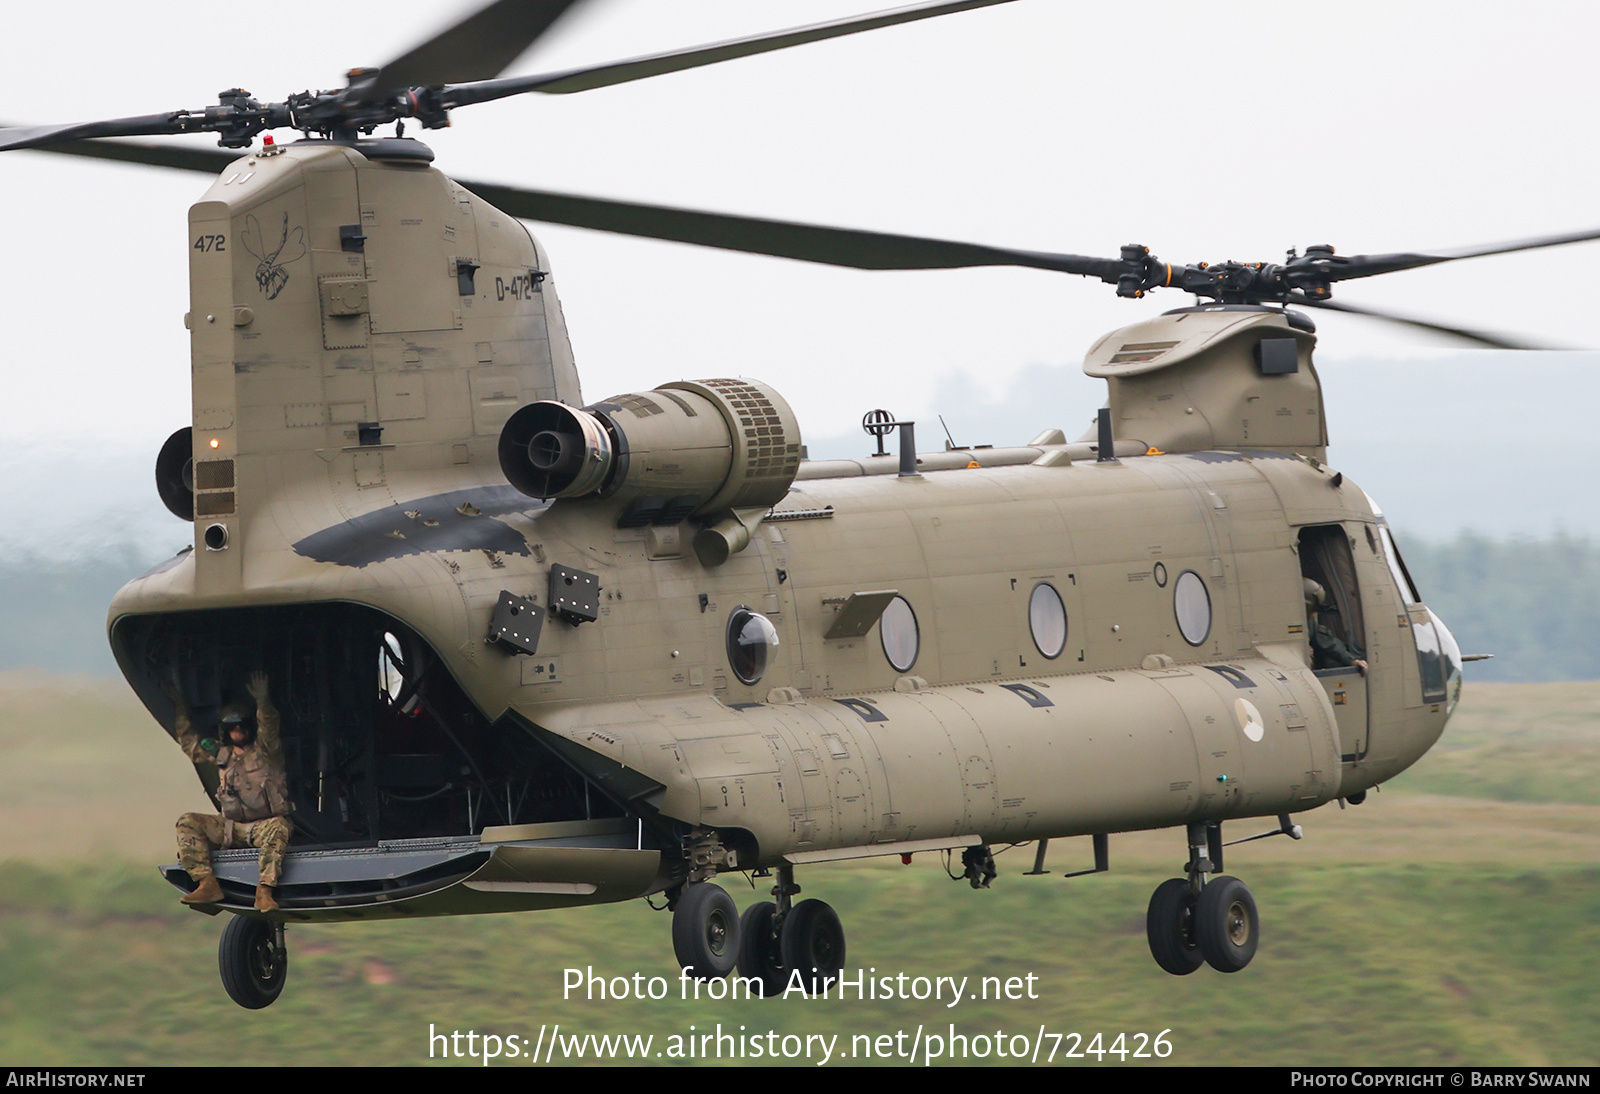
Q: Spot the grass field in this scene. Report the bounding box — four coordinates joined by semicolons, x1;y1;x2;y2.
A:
1;674;1596;1068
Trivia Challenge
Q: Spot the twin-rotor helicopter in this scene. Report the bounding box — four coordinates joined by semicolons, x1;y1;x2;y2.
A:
5;0;1585;1008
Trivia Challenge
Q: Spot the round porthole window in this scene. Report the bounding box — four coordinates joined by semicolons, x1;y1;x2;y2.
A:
879;595;920;673
726;608;780;685
1174;570;1212;646
1029;582;1067;659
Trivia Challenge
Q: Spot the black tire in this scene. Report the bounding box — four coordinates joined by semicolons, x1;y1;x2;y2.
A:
218;915;286;1009
737;901;787;999
672;882;740;980
1196;875;1259;973
1146;878;1204;976
780;899;845;995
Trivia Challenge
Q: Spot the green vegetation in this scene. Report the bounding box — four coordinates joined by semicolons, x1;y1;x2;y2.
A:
0;859;1597;1067
1388;681;1600;805
1;677;1596;1067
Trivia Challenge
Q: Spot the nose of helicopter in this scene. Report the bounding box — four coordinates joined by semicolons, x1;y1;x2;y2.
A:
1383;605;1463;783
1426;606;1465;720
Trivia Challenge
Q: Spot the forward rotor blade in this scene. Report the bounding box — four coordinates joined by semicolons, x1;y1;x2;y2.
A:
1323;226;1600;282
355;0;588;103
445;0;1018;107
1285;294;1566;350
455;177;1117;276
1;133;241;173
0;114;190;153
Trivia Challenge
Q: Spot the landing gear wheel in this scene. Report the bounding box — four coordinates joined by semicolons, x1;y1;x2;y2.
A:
672;882;740;980
1196;875;1259;973
1146;878;1204;976
218;915;286;1009
780;898;845;995
737;900;787;999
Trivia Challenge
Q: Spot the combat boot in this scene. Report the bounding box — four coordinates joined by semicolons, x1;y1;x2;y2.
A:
181;875;224;905
254;884;279;913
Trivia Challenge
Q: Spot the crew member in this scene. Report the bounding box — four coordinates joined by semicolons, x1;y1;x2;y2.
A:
1305;579;1367;674
170;671;292;913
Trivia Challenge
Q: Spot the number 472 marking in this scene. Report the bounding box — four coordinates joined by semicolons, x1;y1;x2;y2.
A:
193;234;226;252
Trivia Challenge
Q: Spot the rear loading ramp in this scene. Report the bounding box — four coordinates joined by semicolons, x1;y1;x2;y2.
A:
161;818;666;921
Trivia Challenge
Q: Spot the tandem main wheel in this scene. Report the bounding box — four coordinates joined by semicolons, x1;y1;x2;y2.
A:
1145;875;1259;975
779;898;845;994
1145;878;1204;976
736;900;787;997
1194;875;1259;973
735;897;846;997
672;882;741;980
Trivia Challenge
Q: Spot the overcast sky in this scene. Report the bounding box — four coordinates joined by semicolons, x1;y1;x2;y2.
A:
2;0;1597;545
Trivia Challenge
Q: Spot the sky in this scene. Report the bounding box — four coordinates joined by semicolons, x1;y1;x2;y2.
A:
2;0;1598;546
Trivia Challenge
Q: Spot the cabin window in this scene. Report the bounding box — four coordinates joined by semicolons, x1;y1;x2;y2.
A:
879;595;920;673
726;608;780;685
1174;571;1212;646
1300;523;1367;667
1029;582;1068;659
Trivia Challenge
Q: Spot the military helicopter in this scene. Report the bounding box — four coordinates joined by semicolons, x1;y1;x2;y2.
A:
4;0;1590;1009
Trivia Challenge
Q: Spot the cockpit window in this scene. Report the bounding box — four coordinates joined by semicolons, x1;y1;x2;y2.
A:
1379;525;1422;607
1431;607;1464;716
1404;606;1464;711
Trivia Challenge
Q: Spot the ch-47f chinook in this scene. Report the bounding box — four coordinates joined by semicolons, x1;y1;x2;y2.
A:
6;0;1583;1009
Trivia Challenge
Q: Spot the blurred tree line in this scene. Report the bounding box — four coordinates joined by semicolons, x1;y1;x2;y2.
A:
0;544;170;676
1;533;1595;683
1396;531;1600;683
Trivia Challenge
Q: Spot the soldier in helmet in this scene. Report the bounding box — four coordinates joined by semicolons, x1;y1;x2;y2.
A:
169;671;292;913
1304;579;1367;675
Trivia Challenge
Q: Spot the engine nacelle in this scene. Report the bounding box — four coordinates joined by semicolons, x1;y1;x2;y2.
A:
498;378;802;525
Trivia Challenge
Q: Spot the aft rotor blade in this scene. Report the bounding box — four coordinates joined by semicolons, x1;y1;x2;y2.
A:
355;0;589;103
1322;226;1600;282
445;0;1018;107
0;132;241;173
0;114;192;153
1285;294;1565;350
456;177;1118;276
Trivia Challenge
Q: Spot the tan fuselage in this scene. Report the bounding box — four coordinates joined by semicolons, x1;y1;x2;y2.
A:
113;140;1455;892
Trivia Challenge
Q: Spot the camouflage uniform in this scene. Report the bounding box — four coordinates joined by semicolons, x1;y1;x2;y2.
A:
174;691;292;887
175;813;293;886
